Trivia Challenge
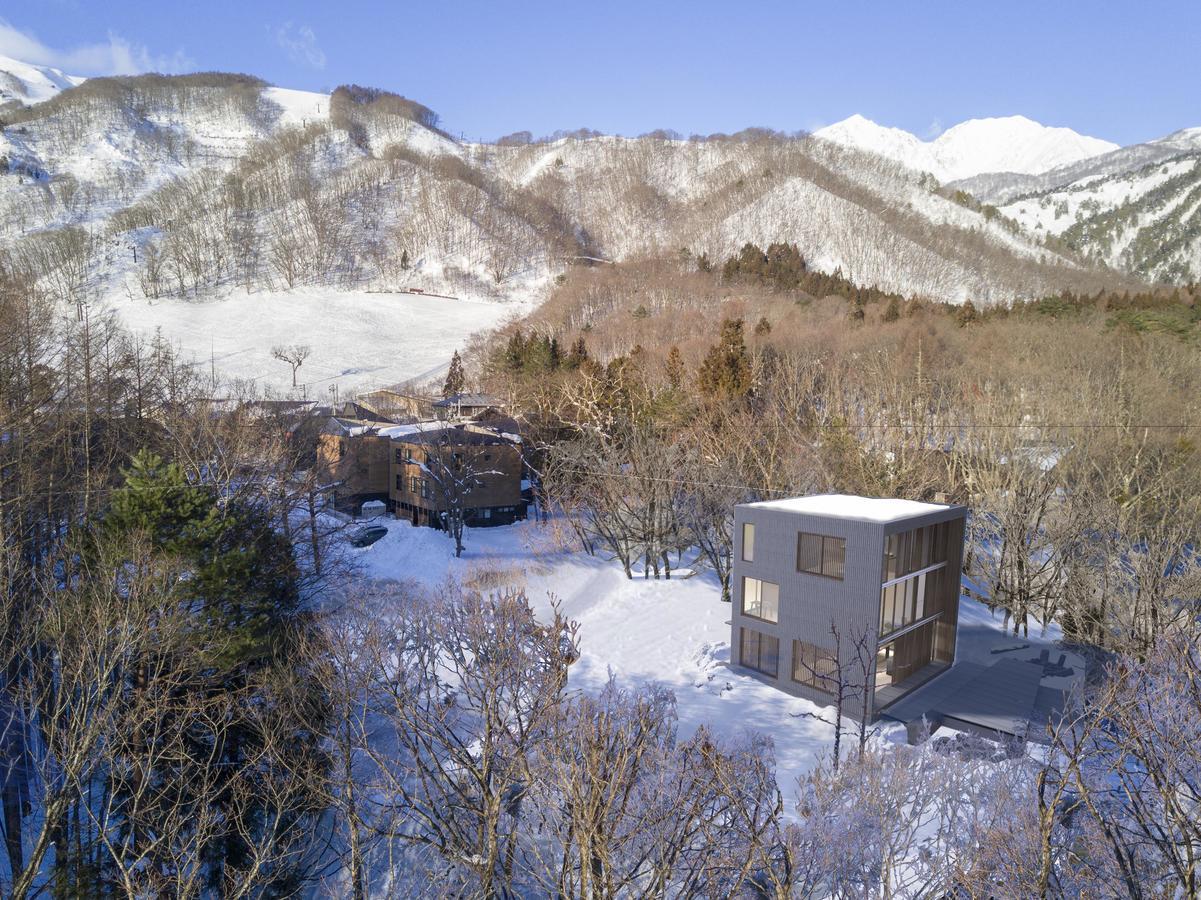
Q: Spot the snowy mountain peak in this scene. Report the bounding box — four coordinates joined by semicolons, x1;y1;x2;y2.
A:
814;113;1119;182
0;53;84;105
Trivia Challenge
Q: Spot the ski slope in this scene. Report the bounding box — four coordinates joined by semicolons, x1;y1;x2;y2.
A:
109;286;527;394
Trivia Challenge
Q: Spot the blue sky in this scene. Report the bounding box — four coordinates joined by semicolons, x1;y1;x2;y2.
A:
3;1;1198;145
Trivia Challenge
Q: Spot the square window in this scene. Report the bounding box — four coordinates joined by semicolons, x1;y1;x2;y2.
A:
740;628;779;677
792;640;838;693
741;576;779;623
798;533;845;579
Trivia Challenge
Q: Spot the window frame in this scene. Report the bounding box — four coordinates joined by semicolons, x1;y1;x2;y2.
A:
742;521;755;562
741;576;779;624
740;628;780;678
797;532;847;580
791;639;839;694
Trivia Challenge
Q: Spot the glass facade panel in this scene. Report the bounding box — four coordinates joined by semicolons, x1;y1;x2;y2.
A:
742;577;779;623
882;521;958;580
880;571;934;638
742;522;755;562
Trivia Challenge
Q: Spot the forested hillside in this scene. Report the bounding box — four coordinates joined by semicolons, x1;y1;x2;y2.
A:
0;62;1163;329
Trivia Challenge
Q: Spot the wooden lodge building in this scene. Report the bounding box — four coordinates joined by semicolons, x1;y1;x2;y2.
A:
317;417;526;528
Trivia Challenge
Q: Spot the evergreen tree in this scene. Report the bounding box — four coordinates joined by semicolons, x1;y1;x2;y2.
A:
443;350;466;398
754;316;772;336
883;295;901;322
97;450;323;889
956;300;980;327
697;318;752;399
502;329;527;373
565;335;589;369
664;345;684;389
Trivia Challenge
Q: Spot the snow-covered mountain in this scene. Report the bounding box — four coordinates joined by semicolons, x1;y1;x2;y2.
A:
0;53;84;105
814;114;1119;182
973;129;1201;283
0;51;1191;391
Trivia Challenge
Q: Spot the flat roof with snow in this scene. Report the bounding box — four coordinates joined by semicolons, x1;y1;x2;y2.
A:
744;494;961;524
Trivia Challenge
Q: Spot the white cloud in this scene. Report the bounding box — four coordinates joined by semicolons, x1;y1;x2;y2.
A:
275;22;325;70
0;18;192;75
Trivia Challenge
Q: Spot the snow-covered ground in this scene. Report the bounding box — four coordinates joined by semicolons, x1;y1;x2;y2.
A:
107;286;529;394
340;516;1071;801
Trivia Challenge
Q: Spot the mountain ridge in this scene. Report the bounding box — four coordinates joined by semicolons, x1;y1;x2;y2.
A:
814;113;1119;182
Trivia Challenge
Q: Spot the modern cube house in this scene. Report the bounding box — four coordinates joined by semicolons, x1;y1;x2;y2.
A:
731;494;967;721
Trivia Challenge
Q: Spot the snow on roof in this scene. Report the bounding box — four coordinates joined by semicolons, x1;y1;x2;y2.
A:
433;392;501;408
745;494;956;523
376;420;446;439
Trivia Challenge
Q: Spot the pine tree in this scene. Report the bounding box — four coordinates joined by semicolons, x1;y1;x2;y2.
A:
697;318;752;399
102;449;300;670
754;316;772;336
883;296;901;322
401;249;410;270
96;450;322;888
565;335;589;369
665;345;684;389
956;300;980;327
443;350;466;398
502;329;527;373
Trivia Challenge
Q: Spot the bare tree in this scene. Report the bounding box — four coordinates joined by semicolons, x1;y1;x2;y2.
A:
271;343;311;388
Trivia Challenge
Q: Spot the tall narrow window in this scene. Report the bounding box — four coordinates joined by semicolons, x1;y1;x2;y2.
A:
798;533;846;579
741;577;779;623
742;522;755;562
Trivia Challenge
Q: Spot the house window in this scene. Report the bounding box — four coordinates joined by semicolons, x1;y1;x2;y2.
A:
741;576;779;623
395;449;404;464
792;640;839;693
410;476;420;493
740;628;779;677
798;533;846;579
395;474;403;490
742;522;755;562
421;480;431;500
338;439;346;459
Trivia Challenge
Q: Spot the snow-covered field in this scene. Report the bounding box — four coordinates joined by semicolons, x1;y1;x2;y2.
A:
107;286;528;394
340;516;1067;801
347;517;871;797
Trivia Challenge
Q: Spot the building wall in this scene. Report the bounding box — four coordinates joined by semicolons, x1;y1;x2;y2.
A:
731;503;967;721
388;438;524;526
316;433;391;507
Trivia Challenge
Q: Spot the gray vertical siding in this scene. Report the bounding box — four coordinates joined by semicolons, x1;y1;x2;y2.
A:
731;502;968;720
